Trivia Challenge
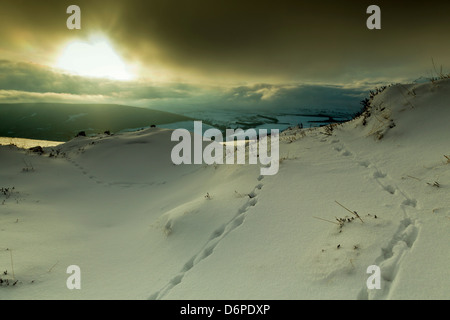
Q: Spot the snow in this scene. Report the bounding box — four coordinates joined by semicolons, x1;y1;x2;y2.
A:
0;137;63;149
0;79;449;300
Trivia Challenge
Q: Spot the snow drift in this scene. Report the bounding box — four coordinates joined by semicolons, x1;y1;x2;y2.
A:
0;78;449;300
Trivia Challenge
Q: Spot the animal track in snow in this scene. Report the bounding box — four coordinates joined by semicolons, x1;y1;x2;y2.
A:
149;177;264;300
341;150;352;157
332;144;352;157
65;156;158;188
329;138;420;299
359;161;370;168
358;218;419;300
65;156;106;185
402;198;417;208
373;171;387;179
383;185;396;195
364;165;419;298
209;225;226;240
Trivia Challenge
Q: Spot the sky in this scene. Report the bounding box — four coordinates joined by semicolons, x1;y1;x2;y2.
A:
1;0;450;113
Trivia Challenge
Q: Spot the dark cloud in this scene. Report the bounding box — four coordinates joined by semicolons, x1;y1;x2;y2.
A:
0;60;368;116
2;1;450;115
218;83;366;113
101;0;450;81
0;60;192;100
0;60;114;95
2;1;450;83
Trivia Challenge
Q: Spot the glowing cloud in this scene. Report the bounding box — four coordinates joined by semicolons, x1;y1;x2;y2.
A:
56;37;134;81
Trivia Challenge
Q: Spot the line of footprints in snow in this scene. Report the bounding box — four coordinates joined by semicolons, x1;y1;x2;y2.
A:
325;136;420;299
149;177;264;300
65;151;265;299
149;135;420;300
65;137;418;299
65;156;159;188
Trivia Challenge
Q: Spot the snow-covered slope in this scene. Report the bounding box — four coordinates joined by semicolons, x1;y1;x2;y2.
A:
0;79;449;300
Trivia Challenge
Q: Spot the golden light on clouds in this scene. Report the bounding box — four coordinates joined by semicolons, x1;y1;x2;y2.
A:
1;1;450;86
55;36;134;81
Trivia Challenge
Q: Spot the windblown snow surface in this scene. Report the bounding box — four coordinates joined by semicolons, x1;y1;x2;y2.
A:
0;79;449;300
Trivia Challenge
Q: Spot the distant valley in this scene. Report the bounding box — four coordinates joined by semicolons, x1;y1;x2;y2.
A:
0;103;194;141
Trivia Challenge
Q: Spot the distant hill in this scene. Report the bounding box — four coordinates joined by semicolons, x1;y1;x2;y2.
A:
0;103;194;141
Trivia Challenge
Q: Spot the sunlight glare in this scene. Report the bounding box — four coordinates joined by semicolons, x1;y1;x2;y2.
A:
56;38;134;81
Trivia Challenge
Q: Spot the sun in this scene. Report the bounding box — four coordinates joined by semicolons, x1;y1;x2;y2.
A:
56;37;134;81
